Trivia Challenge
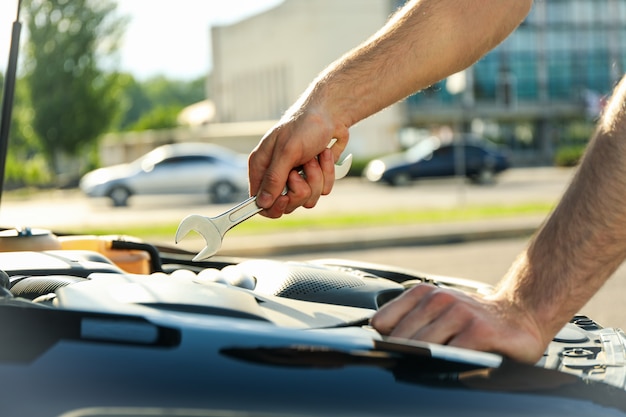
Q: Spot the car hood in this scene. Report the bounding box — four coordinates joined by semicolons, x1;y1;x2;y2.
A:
1;240;626;416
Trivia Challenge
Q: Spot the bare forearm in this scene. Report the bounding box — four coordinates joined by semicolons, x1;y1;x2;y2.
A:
496;76;626;343
295;0;533;129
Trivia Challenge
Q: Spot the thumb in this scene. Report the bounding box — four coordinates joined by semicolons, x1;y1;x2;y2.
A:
254;156;295;209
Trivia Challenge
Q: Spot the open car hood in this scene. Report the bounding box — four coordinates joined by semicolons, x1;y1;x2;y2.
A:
1;237;626;416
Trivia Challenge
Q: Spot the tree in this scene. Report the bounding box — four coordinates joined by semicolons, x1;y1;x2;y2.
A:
115;74;207;131
115;73;152;131
23;0;127;176
140;75;206;108
4;78;52;189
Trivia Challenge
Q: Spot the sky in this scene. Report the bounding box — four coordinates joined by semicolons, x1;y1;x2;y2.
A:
0;0;283;80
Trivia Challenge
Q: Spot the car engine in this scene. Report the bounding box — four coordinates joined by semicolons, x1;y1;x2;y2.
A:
0;231;625;393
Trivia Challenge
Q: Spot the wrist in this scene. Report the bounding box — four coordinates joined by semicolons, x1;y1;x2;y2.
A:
488;253;570;349
281;79;353;152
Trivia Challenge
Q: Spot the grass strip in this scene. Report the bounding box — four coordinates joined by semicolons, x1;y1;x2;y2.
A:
58;201;555;240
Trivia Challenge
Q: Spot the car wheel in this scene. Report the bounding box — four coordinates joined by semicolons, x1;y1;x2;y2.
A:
390;173;411;187
107;186;131;207
472;167;495;185
210;181;238;204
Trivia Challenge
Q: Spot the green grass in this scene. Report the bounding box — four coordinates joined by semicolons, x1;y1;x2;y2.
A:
58;201;555;240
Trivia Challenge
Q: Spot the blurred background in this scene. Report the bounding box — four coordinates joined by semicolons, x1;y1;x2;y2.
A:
1;0;624;191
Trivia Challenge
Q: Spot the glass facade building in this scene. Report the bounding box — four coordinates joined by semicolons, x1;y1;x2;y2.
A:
403;0;626;164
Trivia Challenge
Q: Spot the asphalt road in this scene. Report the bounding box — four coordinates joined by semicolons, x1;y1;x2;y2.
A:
0;166;574;231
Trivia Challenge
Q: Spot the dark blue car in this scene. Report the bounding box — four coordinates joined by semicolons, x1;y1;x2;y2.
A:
364;136;511;186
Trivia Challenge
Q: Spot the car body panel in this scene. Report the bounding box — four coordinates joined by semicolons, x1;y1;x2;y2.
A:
3;301;626;417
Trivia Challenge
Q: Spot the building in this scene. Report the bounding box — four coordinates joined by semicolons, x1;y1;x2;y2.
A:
406;0;626;164
209;0;626;166
210;0;403;157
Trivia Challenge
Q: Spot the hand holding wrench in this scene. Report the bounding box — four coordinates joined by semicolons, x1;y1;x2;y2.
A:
175;141;352;261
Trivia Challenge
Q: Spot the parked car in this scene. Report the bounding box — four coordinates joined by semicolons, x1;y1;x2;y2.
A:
364;136;511;186
79;142;249;206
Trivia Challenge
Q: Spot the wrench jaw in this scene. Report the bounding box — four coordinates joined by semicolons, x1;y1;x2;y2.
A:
335;154;353;180
175;214;203;244
175;214;223;261
192;245;221;262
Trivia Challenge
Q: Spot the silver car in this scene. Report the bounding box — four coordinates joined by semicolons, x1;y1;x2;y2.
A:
79;142;249;206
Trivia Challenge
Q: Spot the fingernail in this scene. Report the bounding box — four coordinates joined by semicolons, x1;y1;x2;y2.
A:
257;191;273;208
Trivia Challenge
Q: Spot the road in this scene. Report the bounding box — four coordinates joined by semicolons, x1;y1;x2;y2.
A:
0;166;574;231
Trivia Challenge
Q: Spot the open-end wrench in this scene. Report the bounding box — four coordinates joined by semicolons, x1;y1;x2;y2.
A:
175;142;352;261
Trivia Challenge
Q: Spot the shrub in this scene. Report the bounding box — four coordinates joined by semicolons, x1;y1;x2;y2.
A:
554;145;586;167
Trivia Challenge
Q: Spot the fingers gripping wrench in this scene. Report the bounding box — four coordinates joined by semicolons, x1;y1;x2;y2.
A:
175;142;352;261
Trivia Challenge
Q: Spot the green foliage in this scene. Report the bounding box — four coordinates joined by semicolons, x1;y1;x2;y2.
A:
553;119;592;167
1;72;53;188
346;157;369;177
554;145;586;167
115;74;207;131
141;75;205;106
4;152;52;189
114;73;152;131
564;120;595;144
23;0;128;175
129;105;184;131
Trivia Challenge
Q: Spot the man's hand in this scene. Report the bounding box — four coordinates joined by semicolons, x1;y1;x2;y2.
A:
248;109;349;218
370;283;548;364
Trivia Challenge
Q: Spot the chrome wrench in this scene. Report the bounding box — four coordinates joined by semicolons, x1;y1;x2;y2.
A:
175;142;352;261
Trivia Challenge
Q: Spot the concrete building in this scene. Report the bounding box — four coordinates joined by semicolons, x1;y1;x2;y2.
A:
210;0;403;157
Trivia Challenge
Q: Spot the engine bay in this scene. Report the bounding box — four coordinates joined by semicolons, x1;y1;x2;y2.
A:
0;232;624;393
